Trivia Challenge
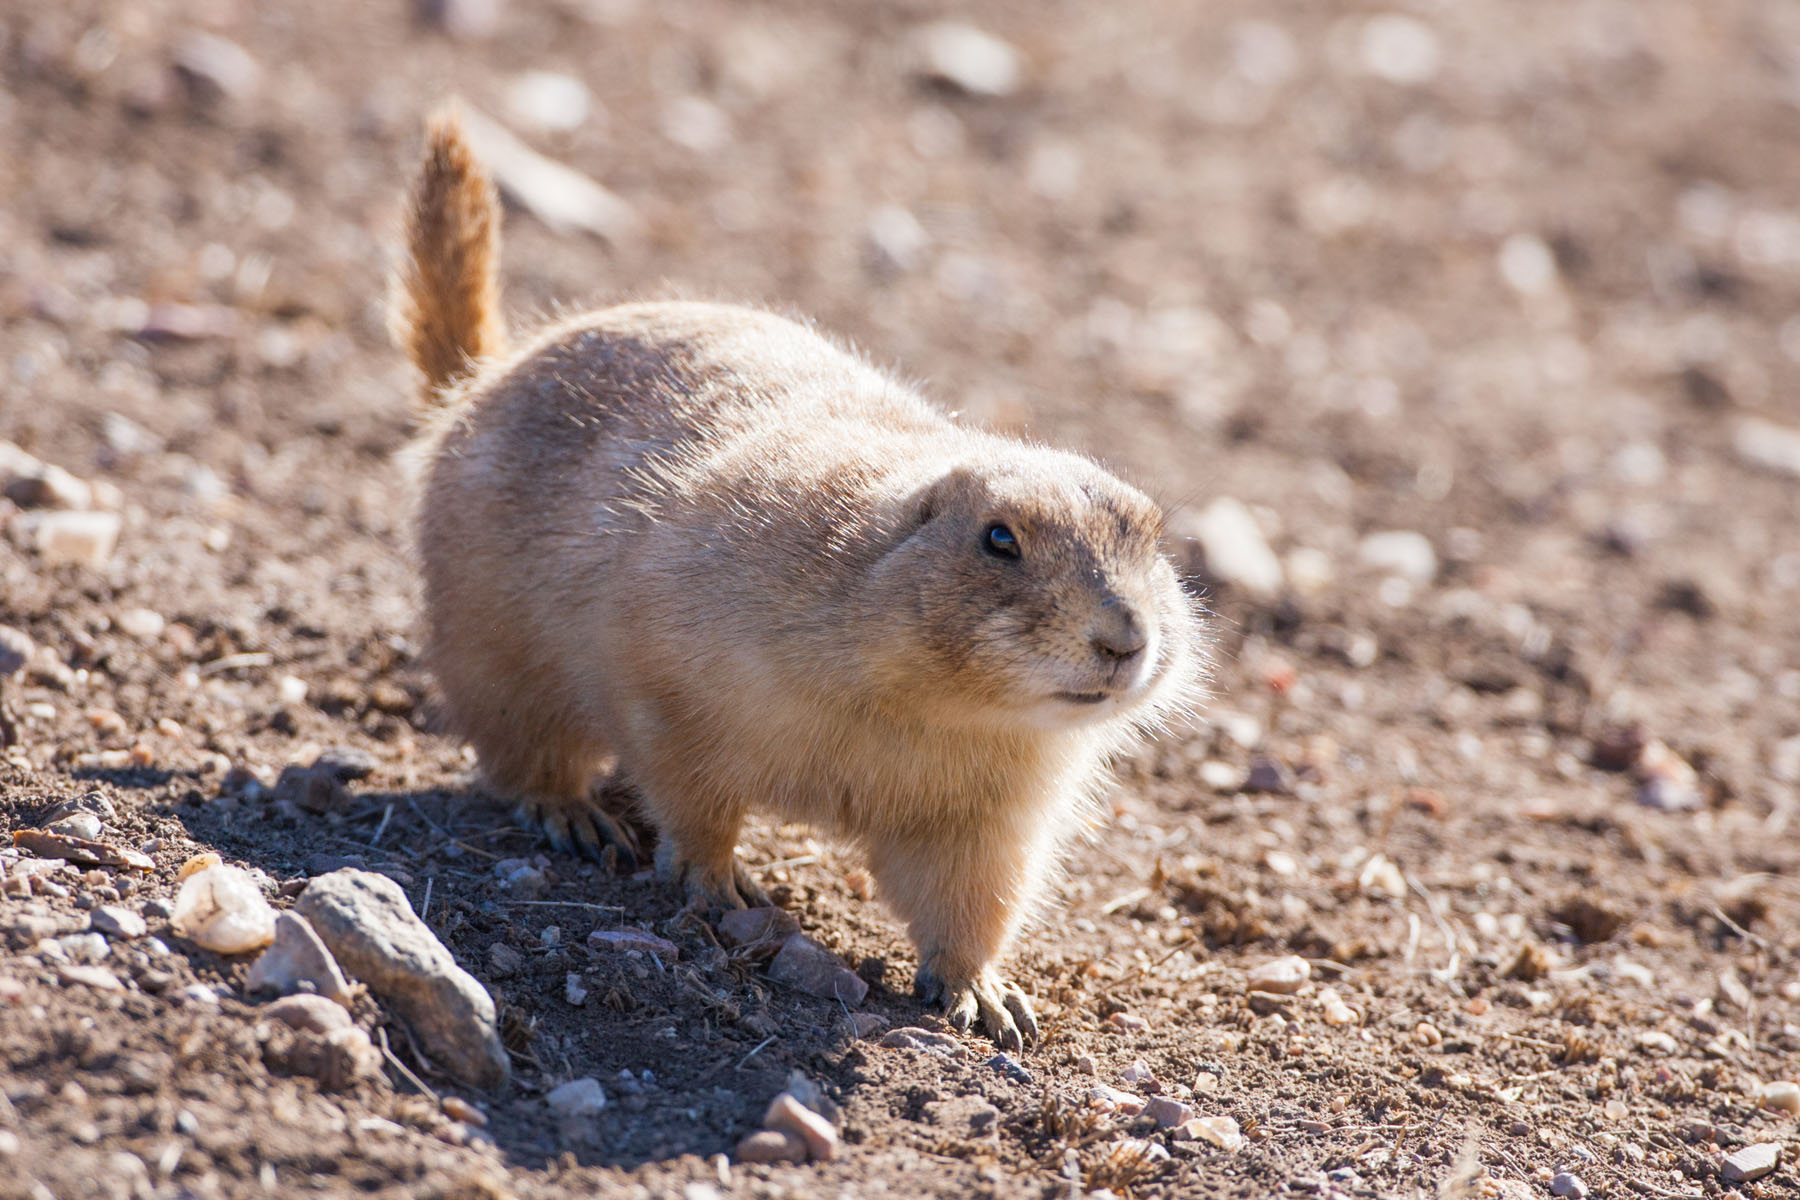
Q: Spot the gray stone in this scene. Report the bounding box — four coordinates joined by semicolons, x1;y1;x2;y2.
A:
1550;1172;1587;1199
262;993;352;1034
1721;1143;1779;1184
0;627;34;678
1143;1096;1194;1128
988;1052;1033;1084
246;912;352;1002
89;906;147;940
878;1027;965;1058
295;869;508;1088
546;1077;606;1117
586;928;679;959
768;934;867;1004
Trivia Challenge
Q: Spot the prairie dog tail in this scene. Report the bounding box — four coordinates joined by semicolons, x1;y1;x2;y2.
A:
392;109;508;405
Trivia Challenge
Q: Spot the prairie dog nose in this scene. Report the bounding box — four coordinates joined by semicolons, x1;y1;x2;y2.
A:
1090;598;1147;661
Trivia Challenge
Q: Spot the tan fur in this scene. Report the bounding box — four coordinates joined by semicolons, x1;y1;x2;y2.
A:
392;108;508;403
394;118;1210;1048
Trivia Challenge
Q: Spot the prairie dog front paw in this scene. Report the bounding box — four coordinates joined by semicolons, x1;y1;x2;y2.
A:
915;964;1038;1051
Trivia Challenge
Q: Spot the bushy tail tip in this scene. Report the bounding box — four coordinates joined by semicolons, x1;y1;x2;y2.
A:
391;106;508;405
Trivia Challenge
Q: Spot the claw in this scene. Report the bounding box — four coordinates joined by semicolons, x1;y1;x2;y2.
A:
514;797;639;871
916;965;1037;1050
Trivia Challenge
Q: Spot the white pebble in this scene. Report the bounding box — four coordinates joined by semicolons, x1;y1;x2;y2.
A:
1186;497;1283;598
115;608;165;640
1358;14;1441;86
1358;530;1437;583
1734;417;1800;480
912;22;1023;97
1498;233;1558;296
1758;1080;1799;1114
1246;955;1311;995
505;71;592;134
171;864;276;955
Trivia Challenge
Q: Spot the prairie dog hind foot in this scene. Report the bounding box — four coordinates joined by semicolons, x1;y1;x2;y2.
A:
653;837;772;910
916;964;1038;1052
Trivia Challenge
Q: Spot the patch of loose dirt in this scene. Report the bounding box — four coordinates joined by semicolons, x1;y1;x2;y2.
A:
2;1;1798;1198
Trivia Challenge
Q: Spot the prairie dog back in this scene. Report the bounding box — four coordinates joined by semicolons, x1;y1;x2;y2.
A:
394;114;1208;1048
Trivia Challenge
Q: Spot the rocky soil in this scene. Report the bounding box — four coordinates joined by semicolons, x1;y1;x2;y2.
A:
2;1;1798;1198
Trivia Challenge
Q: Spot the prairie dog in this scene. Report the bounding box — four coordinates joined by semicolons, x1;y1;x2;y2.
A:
393;114;1208;1047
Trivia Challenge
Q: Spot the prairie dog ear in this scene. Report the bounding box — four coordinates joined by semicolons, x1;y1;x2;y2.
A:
909;466;986;528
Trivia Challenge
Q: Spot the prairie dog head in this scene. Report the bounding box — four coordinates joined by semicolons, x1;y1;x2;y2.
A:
863;448;1204;733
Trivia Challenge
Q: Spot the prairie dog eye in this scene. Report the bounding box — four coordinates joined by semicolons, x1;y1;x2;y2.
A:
984;523;1020;559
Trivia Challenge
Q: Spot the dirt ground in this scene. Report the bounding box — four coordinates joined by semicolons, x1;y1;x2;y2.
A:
2;0;1799;1197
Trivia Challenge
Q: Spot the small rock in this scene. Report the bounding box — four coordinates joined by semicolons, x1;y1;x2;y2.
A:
47;813;104;840
1087;1085;1146;1114
1758;1080;1800;1114
171;863;276;955
878;1027;965;1058
1173;1114;1243;1151
587;928;679;960
246;912;351;1002
1498;234;1558;297
1143;1096;1194;1128
262;993;352;1034
1549;1172;1587;1199
89;906;147;940
1107;1011;1148;1032
1247;957;1311;999
273;766;352;815
1119;1060;1154;1084
457;107;642;246
847;1012;888;1039
564;972;588;1006
1243;758;1294;794
717;906;801;947
57;964;123;991
504;70;591;134
173;31;260;102
5;464;93;510
988;1052;1033;1084
1359;530;1437;583
735;1129;808;1164
1635;1030;1678;1055
0;627;33;677
487;942;523;977
767;934;867;1004
1721;1143;1779;1184
546;1077;607;1118
28;511;122;569
1184;497;1282;598
1358;853;1407;898
296;869;509;1088
1247;991;1291;1015
911;21;1023;97
114;609;165;640
1734;417;1800;479
1114;1138;1171;1163
763;1093;837;1161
